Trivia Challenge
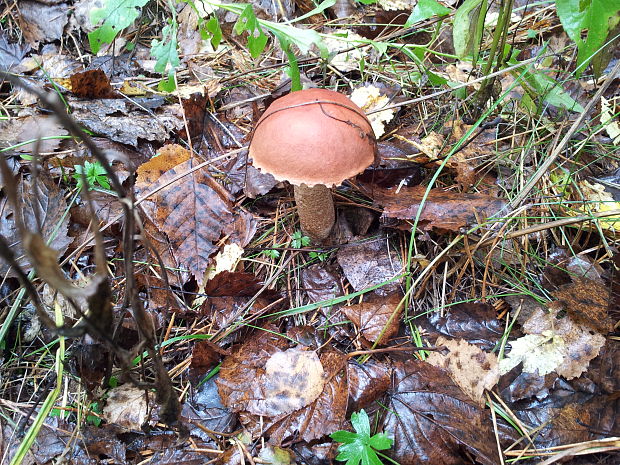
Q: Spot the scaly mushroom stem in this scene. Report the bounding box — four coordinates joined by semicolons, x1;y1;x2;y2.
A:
294;184;335;243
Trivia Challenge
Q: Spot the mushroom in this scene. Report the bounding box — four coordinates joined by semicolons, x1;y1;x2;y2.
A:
249;88;377;242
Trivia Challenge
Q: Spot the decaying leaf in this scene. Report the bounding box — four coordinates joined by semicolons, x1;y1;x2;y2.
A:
366;184;507;232
257;348;325;415
499;306;606;379
343;292;403;344
572;180;620;231
384;360;505;465
0;175;72;277
103;385;152;430
17;1;69;47
347;359;391;412
217;329;324;417
135;144;255;286
69;99;183;147
336;238;403;296
250;350;348;444
426;336;500;406
0;116;68;154
551;277;614;334
218;327;348;444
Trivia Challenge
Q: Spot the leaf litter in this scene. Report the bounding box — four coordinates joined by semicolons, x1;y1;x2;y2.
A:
0;0;618;464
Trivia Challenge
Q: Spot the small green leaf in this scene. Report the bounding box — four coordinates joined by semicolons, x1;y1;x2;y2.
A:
234;5;268;58
205;16;222;49
88;0;149;54
351;409;371;436
331;409;393;465
151;21;180;92
453;0;488;60
406;0;451;26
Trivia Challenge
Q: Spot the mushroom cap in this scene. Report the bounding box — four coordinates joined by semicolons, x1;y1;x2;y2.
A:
249;88;377;187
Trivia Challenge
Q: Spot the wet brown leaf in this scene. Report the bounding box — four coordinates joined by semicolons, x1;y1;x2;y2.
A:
551;277;614;334
0;30;30;72
426;336;500;406
217;327;347;444
383;360;505;465
514;395;619;450
217;328;324;417
183;378;236;441
367;185;507;233
344;292;403;344
135;144;255;286
0;175;72;277
248;350;348;444
418;302;504;351
204;271;262;297
224;151;278;198
347;359;391;413
301;263;343;304
336;238;403;296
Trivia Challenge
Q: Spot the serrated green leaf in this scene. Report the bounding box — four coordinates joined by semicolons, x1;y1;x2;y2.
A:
453;0;488;59
330;431;360;444
151;23;179;74
331;410;393;465
406;0;451;26
368;432;393;451
556;0;620;75
205;16;222;49
351;410;371;436
233;5;268;58
88;0;149;54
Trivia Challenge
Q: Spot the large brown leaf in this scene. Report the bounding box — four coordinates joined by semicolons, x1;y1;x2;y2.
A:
135;144;255;286
383;360;505;465
0;175;72;276
364;184;507;233
217;327;348;444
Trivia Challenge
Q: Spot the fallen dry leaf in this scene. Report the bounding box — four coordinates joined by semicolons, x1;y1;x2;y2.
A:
426;336;500;406
336;238;403;296
0;116;68;154
344;292;403;344
0;175;72;277
69;99;183;147
135;144;255;286
17;1;69;47
103;385;151;431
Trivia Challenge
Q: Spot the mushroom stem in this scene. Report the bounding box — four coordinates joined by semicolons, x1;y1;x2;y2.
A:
293;184;335;243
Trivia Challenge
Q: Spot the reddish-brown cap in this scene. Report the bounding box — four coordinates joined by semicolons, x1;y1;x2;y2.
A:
249;88;377;187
